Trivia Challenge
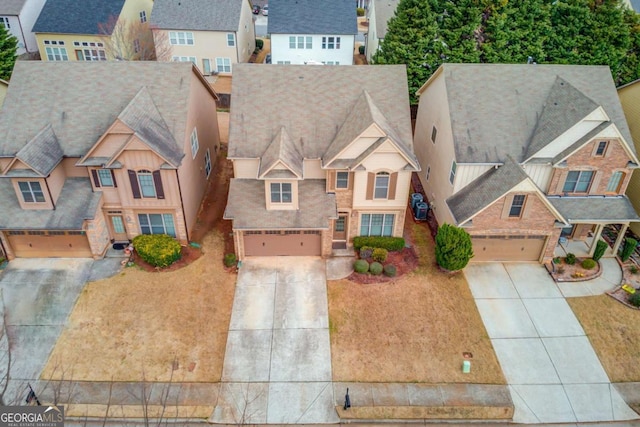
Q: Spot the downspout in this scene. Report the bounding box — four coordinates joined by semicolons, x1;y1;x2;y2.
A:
235;32;240;64
16;15;28;53
175;170;190;242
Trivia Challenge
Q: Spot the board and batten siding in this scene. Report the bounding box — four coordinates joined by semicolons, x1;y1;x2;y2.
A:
533;120;603;158
522;163;553;192
452;164;492;193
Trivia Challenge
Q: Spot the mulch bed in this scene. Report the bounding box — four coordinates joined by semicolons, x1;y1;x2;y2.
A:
607;258;640;309
347;246;419;284
547;258;601;282
131;244;202;273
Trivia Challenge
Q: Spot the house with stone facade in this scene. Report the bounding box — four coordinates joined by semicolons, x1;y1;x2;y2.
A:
414;63;640;263
224;64;419;259
0;61;220;259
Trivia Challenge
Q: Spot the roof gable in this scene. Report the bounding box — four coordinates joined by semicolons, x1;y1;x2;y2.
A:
259;126;303;179
7;124;63;176
151;0;244;32
33;0;126;34
268;0;357;35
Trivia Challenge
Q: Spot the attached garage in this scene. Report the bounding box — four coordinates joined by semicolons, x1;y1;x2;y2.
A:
471;235;548;262
6;230;92;258
243;230;321;256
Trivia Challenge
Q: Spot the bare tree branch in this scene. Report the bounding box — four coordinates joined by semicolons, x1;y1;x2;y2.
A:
98;16;170;61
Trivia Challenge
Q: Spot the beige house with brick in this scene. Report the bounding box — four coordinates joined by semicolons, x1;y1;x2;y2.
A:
0;61;220;259
224;64;419;259
414;64;640;263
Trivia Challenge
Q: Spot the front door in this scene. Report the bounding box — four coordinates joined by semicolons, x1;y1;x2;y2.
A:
109;215;128;241
334;214;347;241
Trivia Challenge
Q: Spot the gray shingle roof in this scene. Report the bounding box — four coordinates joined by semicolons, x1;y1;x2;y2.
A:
14;124;63;176
0;178;101;229
446;158;531;225
224;179;337;228
0;0;26;15
373;0;398;39
32;0;126;34
548;196;640;222
151;0;243;32
525;77;599;160
229;64;413;162
268;0;357;35
259;126;303;178
117;87;184;168
0;62;195;161
427;64;634;164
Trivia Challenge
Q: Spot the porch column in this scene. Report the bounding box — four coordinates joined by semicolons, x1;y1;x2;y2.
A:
612;223;629;256
588;223;604;257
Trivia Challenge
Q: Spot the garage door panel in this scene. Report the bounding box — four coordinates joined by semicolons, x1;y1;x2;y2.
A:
7;232;92;258
472;235;547;262
244;231;321;256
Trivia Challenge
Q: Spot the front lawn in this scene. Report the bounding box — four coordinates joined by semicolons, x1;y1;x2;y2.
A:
328;221;505;384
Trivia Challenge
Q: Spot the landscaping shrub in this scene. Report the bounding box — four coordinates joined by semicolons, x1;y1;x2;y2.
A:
356;7;365;16
630;265;639;275
256;39;264;50
358;45;365;55
360;246;374;259
369;262;383;275
434;223;473;271
383;264;397;277
553;256;561;264
581;258;596;270
593;240;607;261
372;248;388;263
133;234;181;268
628;291;640;308
621;237;638;262
565;253;576;265
353;236;405;251
354;259;369;273
224;253;237;268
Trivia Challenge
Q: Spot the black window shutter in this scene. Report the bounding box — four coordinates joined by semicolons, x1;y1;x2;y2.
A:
111;170;117;188
128;170;141;199
153;170;165;199
91;169;100;188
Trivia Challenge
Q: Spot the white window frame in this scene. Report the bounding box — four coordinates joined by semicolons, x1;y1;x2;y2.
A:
563;170;593;193
190;128;199;159
172;56;197;64
270;182;292;203
138;213;176;237
360;213;395;237
322;36;341;49
45;46;68;61
137;170;156;198
139;10;147;23
204;149;212;177
374;172;389;199
508;194;526;218
97;169;115;187
18;181;45;203
215;57;231;73
202;58;212;74
336;171;349;189
0;17;10;29
76;48;106;61
227;33;235;47
169;31;194;45
606;171;624;193
276;61;291;64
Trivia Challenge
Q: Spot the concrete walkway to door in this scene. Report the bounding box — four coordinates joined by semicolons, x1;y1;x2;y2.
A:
211;257;338;424
464;263;639;423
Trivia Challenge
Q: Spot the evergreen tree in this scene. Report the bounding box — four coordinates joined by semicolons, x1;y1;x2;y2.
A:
0;25;17;81
435;223;474;272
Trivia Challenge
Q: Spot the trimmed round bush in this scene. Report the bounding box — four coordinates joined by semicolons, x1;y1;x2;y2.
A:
356;7;365;16
581;258;596;270
133;234;181;268
565;253;576;265
383;264;397;277
354;259;369;273
372;248;388;263
369;262;383;275
358;45;365;55
353;236;405;251
224;253;237;267
256;39;264;50
628;292;640;308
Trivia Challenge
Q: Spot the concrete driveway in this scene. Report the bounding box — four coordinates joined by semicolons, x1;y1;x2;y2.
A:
212;257;337;424
0;258;94;403
465;263;639;423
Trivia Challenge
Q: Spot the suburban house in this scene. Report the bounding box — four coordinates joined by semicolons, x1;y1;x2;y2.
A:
0;62;220;259
150;0;255;75
224;64;419;259
0;0;46;55
365;0;398;62
414;63;640;263
32;0;153;61
268;0;357;65
619;79;640;237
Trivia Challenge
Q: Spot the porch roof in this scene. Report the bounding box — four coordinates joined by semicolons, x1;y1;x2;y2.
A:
224;179;337;229
547;196;640;223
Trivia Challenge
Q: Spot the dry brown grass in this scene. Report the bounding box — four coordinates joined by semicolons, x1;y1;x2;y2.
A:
328;222;505;384
41;231;236;382
567;295;640;382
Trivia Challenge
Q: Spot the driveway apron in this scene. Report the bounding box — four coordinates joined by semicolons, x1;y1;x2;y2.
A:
212;257;337;424
465;263;639;423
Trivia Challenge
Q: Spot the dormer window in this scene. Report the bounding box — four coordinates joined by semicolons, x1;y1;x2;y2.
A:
18;181;45;203
271;182;292;203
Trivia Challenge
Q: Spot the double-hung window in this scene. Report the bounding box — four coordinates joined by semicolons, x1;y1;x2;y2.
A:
18;181;45;203
139;10;147;23
138;213;176;237
137;170;156;198
169;31;194;45
44;41;68;61
95;169;115;187
563;170;593;193
360;214;394;237
227;33;235;47
321;36;340;49
0;17;9;29
215;57;231;73
336;171;349;189
606;171;624;193
270;183;292;203
509;195;526;218
449;161;457;185
172;56;197;64
374;172;389;199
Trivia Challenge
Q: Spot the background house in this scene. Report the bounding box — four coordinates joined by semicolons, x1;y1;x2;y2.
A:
151;0;255;75
0;62;220;259
365;0;397;63
618;79;640;237
224;64;418;259
32;0;153;61
414;63;639;263
268;0;357;65
0;0;46;55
